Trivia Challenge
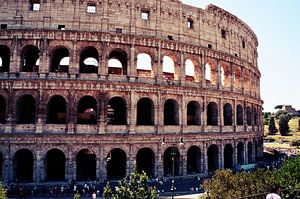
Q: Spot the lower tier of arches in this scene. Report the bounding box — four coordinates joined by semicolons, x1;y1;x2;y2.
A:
0;133;263;183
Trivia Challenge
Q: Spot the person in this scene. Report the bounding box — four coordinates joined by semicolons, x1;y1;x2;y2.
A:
266;185;281;199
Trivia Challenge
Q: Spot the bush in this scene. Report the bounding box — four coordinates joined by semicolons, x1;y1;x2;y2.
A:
0;182;6;199
279;114;291;136
291;140;300;147
268;116;278;135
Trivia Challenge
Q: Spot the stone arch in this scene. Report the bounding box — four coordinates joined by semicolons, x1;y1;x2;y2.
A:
246;106;252;126
136;53;153;77
79;46;99;73
0;45;10;72
46;95;67;124
107;96;127;125
77;96;97;124
136;147;155;177
45;148;65;181
244;70;250;92
50;46;69;72
16;94;36;124
76;149;96;181
205;63;211;81
0;95;6;123
237;142;245;165
223;103;233;126
220;63;231;88
108;49;128;75
236;104;243;125
21;45;40;72
107;148;127;180
248;142;253;164
162;56;176;80
14;149;34;182
187;146;201;174
136;97;154;125
233;66;242;90
163;146;180;176
164;99;179;125
187;101;201;125
185;59;195;81
224;144;233;169
207;102;218;126
207;144;219;171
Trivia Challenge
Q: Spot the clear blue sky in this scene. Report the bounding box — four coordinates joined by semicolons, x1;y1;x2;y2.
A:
182;0;300;112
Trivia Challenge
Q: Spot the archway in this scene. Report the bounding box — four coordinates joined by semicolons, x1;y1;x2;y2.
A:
224;144;233;169
108;49;127;75
0;45;10;72
16;95;36;124
207;145;219;171
107;97;127;125
162;56;175;80
79;47;99;73
187;146;201;174
163;146;180;176
47;95;67;124
45;149;65;181
236;104;243;125
136;148;155;177
77;96;97;124
246;106;252;126
0;95;6;123
107;148;127;180
136;98;154;125
164;99;179;125
76;149;96;181
14;149;34;182
223;103;233;126
207;102;218;126
237;142;244;165
185;59;195;81
187;101;200;125
50;47;69;72
21;45;40;72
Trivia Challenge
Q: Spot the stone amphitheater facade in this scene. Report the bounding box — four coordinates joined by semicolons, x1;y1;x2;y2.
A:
0;0;263;183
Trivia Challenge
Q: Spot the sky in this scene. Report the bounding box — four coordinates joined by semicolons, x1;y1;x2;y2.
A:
182;0;300;112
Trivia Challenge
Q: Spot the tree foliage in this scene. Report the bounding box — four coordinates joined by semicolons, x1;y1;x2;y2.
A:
275;110;287;119
0;182;6;199
268;116;278;135
103;170;157;199
279;114;291;136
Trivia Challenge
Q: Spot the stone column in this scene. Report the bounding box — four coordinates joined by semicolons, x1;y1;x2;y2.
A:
128;91;136;134
128;43;137;80
241;67;244;94
198;55;204;87
98;93;106;134
230;63;234;91
219;98;223;132
202;143;208;174
155;44;162;84
233;142;237;166
69;41;78;79
67;91;76;134
179;51;185;85
233;99;237;132
35;92;46;133
244;141;248;165
216;61;221;89
202;96;207;132
219;142;224;169
10;37;21;76
35;151;44;182
156;92;163;133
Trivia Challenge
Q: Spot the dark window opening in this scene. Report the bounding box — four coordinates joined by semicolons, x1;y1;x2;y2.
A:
136;148;155;177
237;142;244;165
79;47;99;73
47;95;67;124
242;40;246;49
235;53;238;57
207;145;219;171
187;146;201;174
207;102;218;126
21;45;40;72
208;44;212;49
187;101;201;125
224;144;233;169
136;98;154;125
58;25;65;30
223;103;233;126
107;148;127;180
163;147;180;176
167;35;173;40
0;45;10;72
221;29;226;39
253;108;258;125
246;106;252;126
108;50;127;75
77;96;97;124
1;24;7;29
76;149;96;181
50;47;69;72
0;96;5;123
107;97;127;125
45;149;65;181
187;19;194;29
116;28;122;33
16;95;36;124
14;149;34;182
236;105;243;125
164;99;179;125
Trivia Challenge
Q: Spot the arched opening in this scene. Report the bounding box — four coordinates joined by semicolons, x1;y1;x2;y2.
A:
50;47;69;72
0;45;10;72
79;47;99;73
77;96;97;124
136;148;155;177
234;66;242;90
223;103;233;126
107;97;127;125
0;95;6;123
205;63;211;81
236;104;243;125
244;70;250;92
187;101;200;125
185;59;195;81
187;146;201;174
47;95;67;124
237;142;244;165
137;53;152;77
107;148;127;180
253;108;258;126
16;95;36;124
224;144;233;169
163;146;180;176
246;106;252;126
14;149;34;182
248;142;253;164
162;56;175;80
21;45;40;72
254;140;258;161
207;102;218;126
136;98;154;125
164;99;179;125
45;149;65;181
108;49;127;75
0;151;3;179
220;66;225;87
76;149;96;181
207;145;219;171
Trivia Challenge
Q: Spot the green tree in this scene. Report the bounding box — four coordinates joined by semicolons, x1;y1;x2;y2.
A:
279;114;291;136
73;191;80;199
0;182;6;199
275;110;287;119
103;170;157;199
268;116;278;135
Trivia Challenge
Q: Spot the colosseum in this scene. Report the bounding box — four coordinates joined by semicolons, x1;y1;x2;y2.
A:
0;0;263;184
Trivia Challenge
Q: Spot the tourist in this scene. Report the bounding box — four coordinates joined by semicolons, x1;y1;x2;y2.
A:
266;185;281;199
